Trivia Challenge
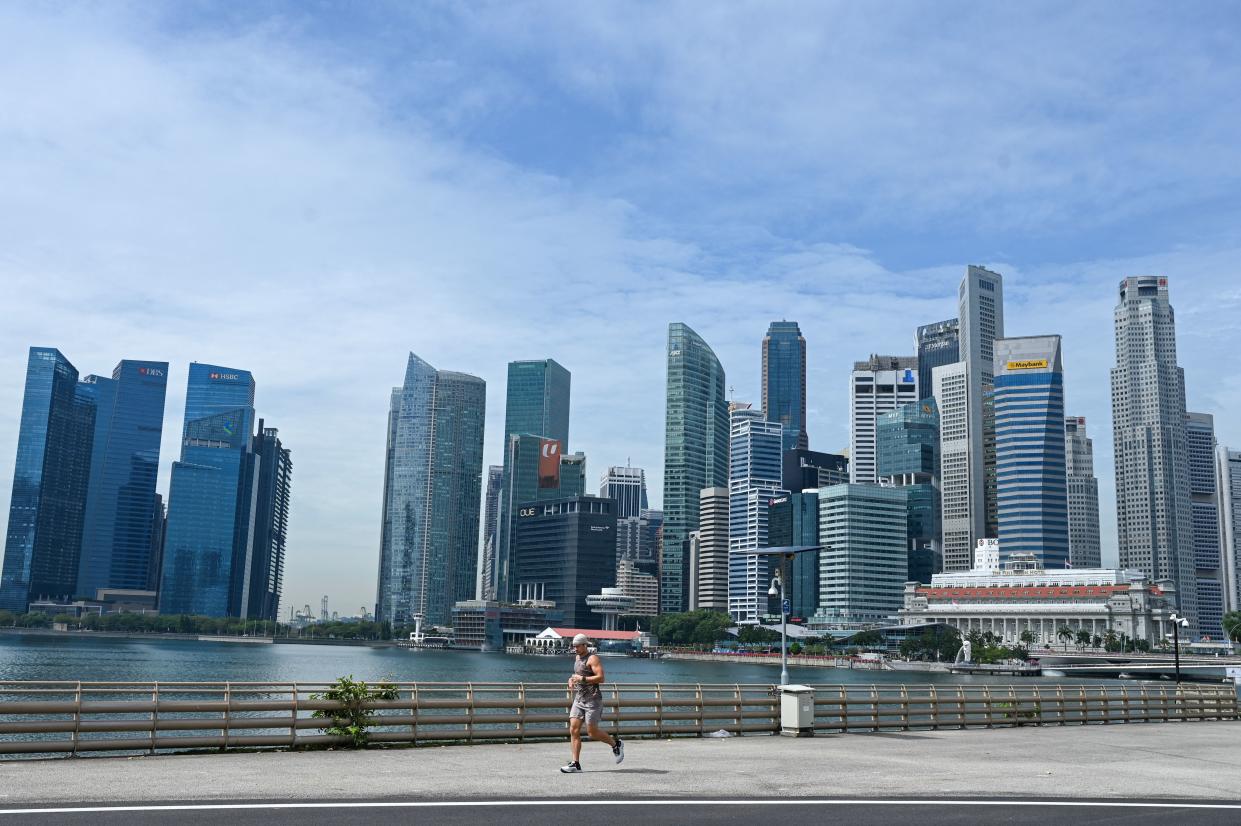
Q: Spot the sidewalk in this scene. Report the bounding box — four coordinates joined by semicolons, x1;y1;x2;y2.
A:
1;721;1239;805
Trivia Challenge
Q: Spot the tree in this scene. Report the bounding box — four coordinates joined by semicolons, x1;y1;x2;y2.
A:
651;610;732;647
1057;625;1074;652
738;625;780;644
849;629;884;647
1019;629;1035;647
1075;629;1091;650
1223;611;1241;645
1091;635;1103;650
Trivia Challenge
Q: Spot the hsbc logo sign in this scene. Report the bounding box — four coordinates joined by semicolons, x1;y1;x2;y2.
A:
209;372;240;381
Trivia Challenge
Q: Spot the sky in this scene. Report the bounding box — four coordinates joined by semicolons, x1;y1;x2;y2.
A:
2;1;1240;617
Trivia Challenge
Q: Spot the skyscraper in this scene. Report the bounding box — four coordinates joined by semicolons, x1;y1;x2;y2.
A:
782;449;848;493
0;349;95;612
767;491;820;620
815;484;908;625
375;353;486;627
960;266;1005;544
1187;413;1224;639
76;360;169;598
663;322;728;613
691;487;729;611
600;466;649;520
934;361;971;571
1064;417;1102;569
511;495;615;627
916;318;960;402
727;406;785;624
993;336;1069;569
877;399;941;584
762;321;808;452
479;464;503;600
1215;447;1241;616
494;359;571;602
1111;276;1197;630
849;355;918;484
244;422;292;622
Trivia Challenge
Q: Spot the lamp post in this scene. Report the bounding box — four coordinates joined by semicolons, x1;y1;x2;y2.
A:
768;572;788;686
1169;613;1190;684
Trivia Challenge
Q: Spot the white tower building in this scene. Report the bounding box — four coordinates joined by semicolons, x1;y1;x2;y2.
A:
849;355;918;484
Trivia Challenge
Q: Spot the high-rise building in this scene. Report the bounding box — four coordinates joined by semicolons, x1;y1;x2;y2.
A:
76;360;169;598
1215;447;1241;615
849;355;918;484
511;495;615;627
182;363;255;430
374;354;485;627
916;319;960;402
762;321;808;452
782;449;848;494
663;322;728;613
993;336;1069;569
1111;276;1197;631
600;466;648;520
727;406;785;624
0;349;95;611
767;491;820;620
494;359;571;602
616;507;662;572
814;484;908;626
692;487;729;611
244;422;292;622
615;558;659;621
1186;413;1224;639
934;361;971;572
1064;417;1102;569
877;399;941;584
960;266;1005;544
479;464;503;600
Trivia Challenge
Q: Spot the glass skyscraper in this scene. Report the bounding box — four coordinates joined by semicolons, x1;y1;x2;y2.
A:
814;484;908;625
1186;412;1224;639
244;422;292;622
76;360;169;597
767;491;820;620
877;398;941;584
727;405;785;624
762;321;808;452
375;353;486;627
916;318;960;402
993;336;1069;568
663;322;729;613
1;348;95;611
1064;416;1102;569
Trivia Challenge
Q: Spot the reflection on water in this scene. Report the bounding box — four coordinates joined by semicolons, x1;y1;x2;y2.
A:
0;633;1117;687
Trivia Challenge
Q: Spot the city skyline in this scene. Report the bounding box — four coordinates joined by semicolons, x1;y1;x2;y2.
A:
3;4;1241;613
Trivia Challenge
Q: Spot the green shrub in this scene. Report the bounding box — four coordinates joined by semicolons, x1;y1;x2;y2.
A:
312;675;399;748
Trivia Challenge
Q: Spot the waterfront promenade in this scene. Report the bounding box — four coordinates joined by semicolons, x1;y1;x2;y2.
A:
1;722;1239;823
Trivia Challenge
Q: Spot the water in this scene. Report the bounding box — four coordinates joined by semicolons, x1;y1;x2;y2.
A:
0;633;1118;687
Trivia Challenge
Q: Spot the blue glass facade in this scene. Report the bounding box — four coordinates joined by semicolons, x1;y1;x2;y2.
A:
916;318;960;402
245;423;292;622
1;349;95;611
767;492;820;620
727;407;785;624
183;363;256;430
76;361;168;597
877;399;941;583
762;321;808;452
994;338;1069;568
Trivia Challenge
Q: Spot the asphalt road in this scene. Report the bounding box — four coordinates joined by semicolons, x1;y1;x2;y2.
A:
5;800;1241;825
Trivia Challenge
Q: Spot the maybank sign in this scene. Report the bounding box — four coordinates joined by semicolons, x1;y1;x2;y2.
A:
1006;359;1048;370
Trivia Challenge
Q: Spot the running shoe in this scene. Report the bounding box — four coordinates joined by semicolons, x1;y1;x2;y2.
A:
613;737;625;765
560;760;582;773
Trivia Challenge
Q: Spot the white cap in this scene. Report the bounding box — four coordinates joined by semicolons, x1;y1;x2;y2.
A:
571;634;591;646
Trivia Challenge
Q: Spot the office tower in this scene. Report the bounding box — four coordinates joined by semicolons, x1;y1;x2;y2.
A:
76;360;169;598
767;491;820;620
147;493;166;592
1187;413;1224;639
849;355;918;484
1111;276;1197;630
615;558;659;620
762;321;809;452
244;422;292;622
933;361;970;572
374;354;485;627
182;363;255;427
815;484;908;625
616;507;662;572
479;465;503;600
960;265;1005;541
782;449;848;493
916;319;960;402
600;466;648;520
727;406;786;624
511;495;615;627
0;349;95;611
993;336;1069;569
1064;417;1102;569
494;359;571;602
1215;447;1241;614
692;487;729;611
663;322;729;613
877;399;941;584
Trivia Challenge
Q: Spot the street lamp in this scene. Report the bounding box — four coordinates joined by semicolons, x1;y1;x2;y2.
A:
768;573;788;686
1169;613;1190;684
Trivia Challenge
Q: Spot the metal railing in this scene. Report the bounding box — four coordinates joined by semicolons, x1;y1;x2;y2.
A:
0;680;1235;757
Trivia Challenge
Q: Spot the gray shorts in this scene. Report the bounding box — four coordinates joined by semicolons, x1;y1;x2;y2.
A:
570;695;603;726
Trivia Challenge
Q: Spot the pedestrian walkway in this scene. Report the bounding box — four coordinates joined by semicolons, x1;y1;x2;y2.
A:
1;722;1238;806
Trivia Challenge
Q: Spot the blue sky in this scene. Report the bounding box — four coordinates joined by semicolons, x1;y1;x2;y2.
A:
2;2;1240;615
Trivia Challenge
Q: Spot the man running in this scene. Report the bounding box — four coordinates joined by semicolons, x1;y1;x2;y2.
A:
560;633;624;773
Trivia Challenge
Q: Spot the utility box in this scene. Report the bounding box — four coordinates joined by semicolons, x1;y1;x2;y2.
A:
779;684;815;737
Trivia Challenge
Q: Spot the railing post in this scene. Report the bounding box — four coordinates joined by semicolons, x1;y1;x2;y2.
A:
694;684;703;737
291;683;299;748
929;684;938;730
222;682;231;751
900;684;910;731
466;683;475;742
655;684;665;738
983;685;993;728
71;682;82;758
516;683;525;743
150;683;159;754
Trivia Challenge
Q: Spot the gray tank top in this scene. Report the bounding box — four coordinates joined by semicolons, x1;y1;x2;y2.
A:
574;653;601;701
